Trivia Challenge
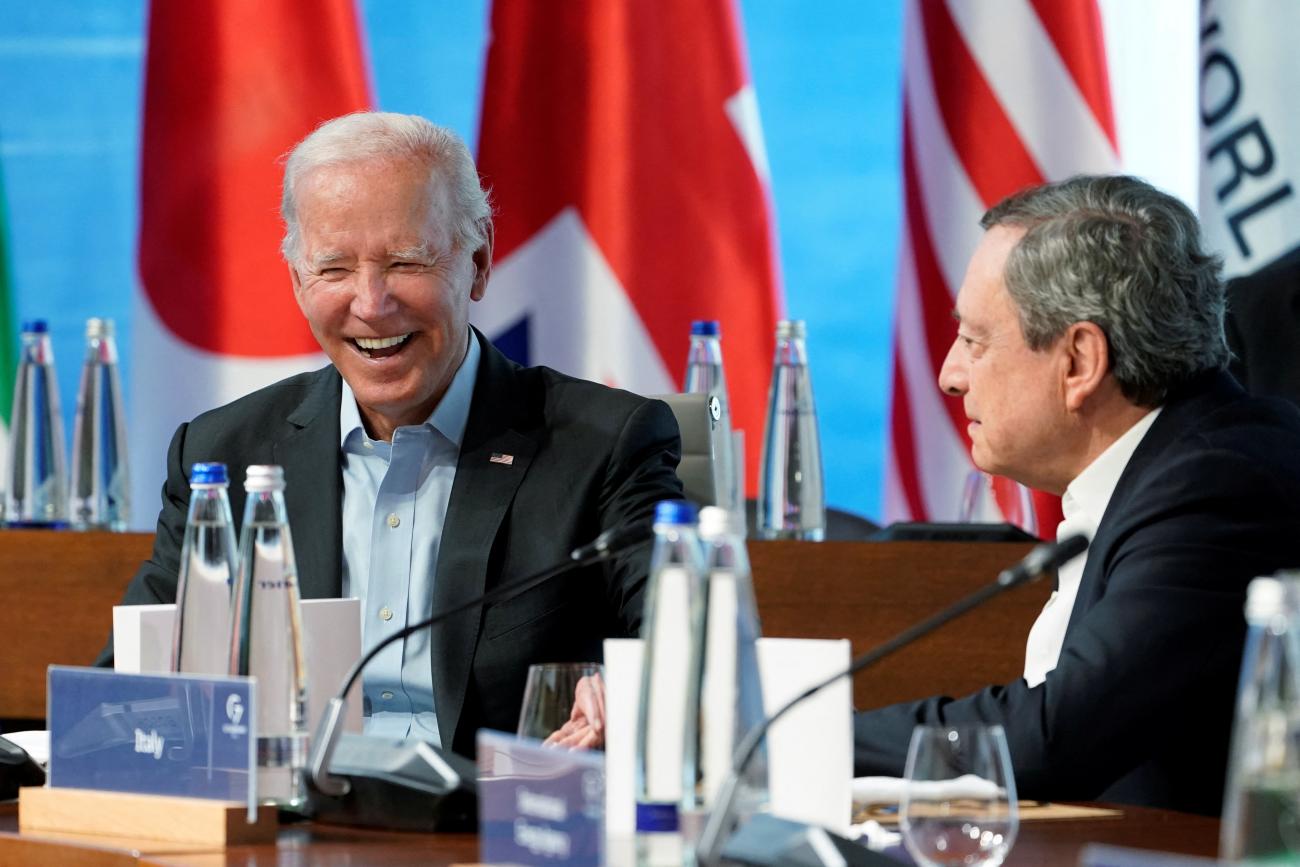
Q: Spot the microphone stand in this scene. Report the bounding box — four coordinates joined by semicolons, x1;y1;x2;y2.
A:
696;534;1088;867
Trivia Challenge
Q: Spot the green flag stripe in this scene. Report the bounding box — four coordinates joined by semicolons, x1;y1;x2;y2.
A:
0;163;16;426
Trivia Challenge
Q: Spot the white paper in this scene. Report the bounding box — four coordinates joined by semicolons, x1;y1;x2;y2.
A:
112;603;176;674
113;598;363;736
852;773;1001;805
2;730;49;767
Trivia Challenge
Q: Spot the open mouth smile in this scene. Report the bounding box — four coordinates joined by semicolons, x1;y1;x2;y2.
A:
350;333;412;359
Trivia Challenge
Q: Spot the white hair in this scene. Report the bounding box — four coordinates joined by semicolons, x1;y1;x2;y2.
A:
280;111;491;264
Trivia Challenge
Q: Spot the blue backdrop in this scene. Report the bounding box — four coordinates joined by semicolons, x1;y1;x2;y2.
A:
0;1;902;523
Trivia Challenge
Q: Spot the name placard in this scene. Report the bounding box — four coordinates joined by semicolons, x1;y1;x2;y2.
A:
477;729;604;866
1080;844;1224;866
47;666;257;816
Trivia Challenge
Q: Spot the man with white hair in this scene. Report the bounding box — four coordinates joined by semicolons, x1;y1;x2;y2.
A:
854;175;1300;815
111;112;683;758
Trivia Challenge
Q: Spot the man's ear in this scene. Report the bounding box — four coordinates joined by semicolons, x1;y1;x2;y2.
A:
469;220;494;303
288;264;307;313
1062;321;1109;412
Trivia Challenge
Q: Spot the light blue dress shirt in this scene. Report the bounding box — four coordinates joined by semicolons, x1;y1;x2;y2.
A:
338;331;480;745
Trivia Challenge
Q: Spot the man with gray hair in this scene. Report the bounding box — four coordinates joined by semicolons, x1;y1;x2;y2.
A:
111;111;683;758
854;174;1300;815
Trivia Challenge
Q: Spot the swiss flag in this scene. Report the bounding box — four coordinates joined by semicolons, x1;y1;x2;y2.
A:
473;0;782;494
131;0;369;521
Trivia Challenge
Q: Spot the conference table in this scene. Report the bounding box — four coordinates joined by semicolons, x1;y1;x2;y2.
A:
0;532;1224;863
0;801;1222;864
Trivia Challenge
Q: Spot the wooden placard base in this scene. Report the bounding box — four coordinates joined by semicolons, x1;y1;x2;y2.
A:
18;786;278;846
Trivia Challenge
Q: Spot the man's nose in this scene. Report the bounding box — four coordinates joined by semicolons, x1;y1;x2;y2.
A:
938;340;967;396
352;267;398;320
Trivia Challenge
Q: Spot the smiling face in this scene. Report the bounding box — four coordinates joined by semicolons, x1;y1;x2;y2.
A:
288;157;491;441
938;225;1075;493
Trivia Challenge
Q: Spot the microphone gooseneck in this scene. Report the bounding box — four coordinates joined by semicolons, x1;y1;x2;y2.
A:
695;533;1088;867
308;521;653;798
570;523;654;561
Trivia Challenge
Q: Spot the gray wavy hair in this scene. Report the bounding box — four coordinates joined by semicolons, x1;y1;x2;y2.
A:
983;175;1229;407
280;111;492;264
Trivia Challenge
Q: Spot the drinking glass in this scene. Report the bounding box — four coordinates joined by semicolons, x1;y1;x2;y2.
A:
900;724;1019;867
517;662;603;742
958;470;1037;537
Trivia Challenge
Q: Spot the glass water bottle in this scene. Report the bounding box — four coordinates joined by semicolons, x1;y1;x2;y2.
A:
229;465;309;808
757;320;825;540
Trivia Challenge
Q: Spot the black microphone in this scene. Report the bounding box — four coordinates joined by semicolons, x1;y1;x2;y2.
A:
304;521;653;832
696;534;1089;867
570;522;654;561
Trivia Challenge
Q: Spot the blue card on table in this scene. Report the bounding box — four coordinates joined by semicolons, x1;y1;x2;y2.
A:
47;666;257;814
477;729;605;866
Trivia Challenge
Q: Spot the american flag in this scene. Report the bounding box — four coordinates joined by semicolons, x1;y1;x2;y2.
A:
884;0;1119;533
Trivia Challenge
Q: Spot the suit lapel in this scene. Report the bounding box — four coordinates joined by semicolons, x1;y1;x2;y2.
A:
274;367;344;599
1066;371;1242;631
432;334;539;748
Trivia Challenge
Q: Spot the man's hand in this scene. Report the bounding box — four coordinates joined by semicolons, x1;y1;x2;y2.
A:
544;673;606;750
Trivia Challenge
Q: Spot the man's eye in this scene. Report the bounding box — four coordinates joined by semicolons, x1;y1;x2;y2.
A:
320;267;348;277
391;261;422;271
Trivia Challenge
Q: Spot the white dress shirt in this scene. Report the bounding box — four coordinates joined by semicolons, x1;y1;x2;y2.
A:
1022;407;1162;687
338;331;480;744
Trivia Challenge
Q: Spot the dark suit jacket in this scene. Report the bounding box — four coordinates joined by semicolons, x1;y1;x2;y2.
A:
853;370;1300;815
1227;247;1300;406
111;333;683;757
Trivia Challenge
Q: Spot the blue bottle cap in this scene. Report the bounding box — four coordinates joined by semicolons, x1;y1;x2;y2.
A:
654;499;698;525
690;320;720;337
21;320;48;334
190;462;228;485
635;802;680;832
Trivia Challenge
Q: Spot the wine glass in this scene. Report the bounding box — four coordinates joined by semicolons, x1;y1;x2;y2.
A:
516;662;603;742
900;724;1019;867
958;470;1038;537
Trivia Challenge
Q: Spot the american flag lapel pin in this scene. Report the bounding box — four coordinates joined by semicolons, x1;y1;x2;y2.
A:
489;452;515;466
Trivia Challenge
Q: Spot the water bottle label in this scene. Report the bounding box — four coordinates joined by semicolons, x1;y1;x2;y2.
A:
641;566;694;802
247;539;305;736
635;801;680;832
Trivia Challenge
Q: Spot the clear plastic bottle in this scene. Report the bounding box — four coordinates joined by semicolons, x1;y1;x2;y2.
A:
696;506;768;823
757;320;824;541
229;465;308;808
636;499;706;861
70;318;130;530
1220;575;1300;863
171;463;237;675
5;320;68;526
684;320;739;512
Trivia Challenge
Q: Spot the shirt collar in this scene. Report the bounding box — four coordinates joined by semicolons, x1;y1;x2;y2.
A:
338;328;481;449
1061;406;1162;527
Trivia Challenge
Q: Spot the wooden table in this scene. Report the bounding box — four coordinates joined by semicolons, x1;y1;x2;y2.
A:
0;532;1143;864
0;801;1221;865
0;532;1042;720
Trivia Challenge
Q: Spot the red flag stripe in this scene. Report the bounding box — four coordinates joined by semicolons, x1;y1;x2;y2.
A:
889;342;929;520
1028;0;1119;149
901;113;972;449
477;0;780;493
137;0;370;356
917;0;1044;206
